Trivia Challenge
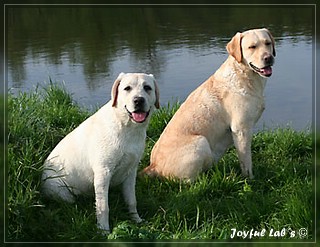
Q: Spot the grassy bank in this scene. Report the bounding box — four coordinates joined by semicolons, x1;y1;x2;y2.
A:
7;84;314;242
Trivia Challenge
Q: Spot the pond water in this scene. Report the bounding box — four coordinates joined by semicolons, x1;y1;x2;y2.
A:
6;6;315;130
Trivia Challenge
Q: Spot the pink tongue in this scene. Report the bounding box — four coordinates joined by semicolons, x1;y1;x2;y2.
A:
132;112;147;122
261;66;272;76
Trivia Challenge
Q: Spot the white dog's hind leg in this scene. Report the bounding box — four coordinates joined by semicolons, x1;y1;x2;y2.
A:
42;169;76;203
121;167;143;223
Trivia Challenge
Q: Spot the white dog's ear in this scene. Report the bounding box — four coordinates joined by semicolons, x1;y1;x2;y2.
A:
226;32;243;63
264;28;276;57
154;80;160;109
111;72;125;107
149;74;160;109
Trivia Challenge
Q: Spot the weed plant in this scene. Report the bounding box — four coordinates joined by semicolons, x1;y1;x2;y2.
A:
7;84;314;242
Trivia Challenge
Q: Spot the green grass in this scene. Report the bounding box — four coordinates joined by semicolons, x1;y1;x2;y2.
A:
7;84;314;243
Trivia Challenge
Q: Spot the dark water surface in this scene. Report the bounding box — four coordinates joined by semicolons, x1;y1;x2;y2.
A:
7;6;315;130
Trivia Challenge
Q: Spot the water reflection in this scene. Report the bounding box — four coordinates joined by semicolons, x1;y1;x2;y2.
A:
7;6;315;129
7;7;314;85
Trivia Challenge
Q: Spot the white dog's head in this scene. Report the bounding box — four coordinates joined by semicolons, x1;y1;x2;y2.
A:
111;72;160;124
227;28;276;78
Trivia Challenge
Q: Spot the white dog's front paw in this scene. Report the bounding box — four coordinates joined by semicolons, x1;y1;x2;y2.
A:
97;221;110;235
99;228;110;236
130;213;143;223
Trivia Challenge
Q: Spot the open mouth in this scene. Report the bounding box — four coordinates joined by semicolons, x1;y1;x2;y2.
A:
249;63;273;77
125;106;150;123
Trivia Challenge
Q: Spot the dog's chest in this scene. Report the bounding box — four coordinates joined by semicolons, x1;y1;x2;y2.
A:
111;153;138;186
110;130;145;186
224;78;266;124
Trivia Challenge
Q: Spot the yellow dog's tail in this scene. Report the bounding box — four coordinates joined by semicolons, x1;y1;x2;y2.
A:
139;164;160;177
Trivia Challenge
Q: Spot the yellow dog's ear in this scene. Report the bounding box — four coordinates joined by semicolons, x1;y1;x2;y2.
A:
226;32;243;63
111;72;125;107
264;28;276;57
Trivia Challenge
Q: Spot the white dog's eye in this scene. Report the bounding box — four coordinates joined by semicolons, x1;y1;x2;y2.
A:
144;85;152;92
124;86;132;91
265;41;271;46
249;45;256;49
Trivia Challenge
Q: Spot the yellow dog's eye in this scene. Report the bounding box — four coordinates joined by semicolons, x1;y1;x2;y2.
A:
249;45;256;49
265;42;271;46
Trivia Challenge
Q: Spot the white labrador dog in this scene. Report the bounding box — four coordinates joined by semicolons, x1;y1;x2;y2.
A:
42;72;159;232
143;28;275;181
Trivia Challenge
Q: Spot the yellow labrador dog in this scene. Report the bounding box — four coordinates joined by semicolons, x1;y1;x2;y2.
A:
42;72;159;232
143;28;275;181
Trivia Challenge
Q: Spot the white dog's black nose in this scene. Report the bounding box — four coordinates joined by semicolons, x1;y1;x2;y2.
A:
133;97;146;108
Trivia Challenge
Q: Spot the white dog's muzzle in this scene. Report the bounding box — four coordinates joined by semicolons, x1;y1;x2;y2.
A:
125;105;150;123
